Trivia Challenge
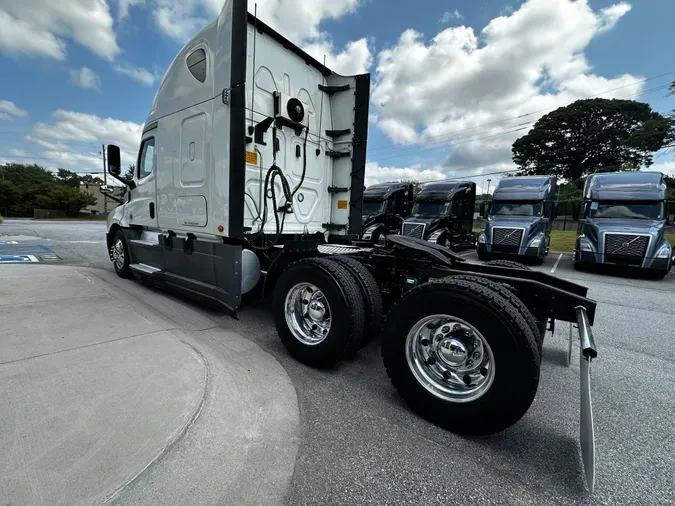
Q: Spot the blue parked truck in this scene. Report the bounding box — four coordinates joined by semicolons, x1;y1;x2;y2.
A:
477;176;558;265
573;171;673;279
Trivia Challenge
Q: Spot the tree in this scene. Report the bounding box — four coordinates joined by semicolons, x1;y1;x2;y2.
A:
35;186;97;213
120;164;135;196
512;98;671;180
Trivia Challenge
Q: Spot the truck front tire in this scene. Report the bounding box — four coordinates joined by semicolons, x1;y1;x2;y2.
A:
485;259;530;270
110;229;132;279
382;278;540;435
273;257;366;367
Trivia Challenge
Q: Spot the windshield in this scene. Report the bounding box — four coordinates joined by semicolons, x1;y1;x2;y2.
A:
362;200;385;216
412;201;449;217
490;200;542;217
588;201;663;220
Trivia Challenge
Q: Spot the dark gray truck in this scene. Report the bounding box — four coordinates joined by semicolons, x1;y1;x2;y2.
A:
477;176;558;265
360;182;414;244
573;171;673;279
400;181;477;250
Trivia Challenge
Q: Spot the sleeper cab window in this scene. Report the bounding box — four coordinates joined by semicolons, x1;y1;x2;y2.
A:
139;137;156;179
187;48;207;83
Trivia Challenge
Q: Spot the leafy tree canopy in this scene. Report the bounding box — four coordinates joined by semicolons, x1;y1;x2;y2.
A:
512;98;672;180
0;163;99;216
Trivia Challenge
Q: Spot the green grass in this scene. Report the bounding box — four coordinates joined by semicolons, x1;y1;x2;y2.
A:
549;230;577;252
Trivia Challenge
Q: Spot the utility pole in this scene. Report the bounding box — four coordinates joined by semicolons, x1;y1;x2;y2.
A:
101;144;108;214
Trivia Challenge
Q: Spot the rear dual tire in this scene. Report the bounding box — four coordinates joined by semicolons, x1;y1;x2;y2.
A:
382;277;541;435
273;256;383;367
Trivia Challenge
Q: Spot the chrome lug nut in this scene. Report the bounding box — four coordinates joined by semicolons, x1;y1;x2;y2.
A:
453;324;461;331
465;360;473;368
472;352;481;360
441;326;450;333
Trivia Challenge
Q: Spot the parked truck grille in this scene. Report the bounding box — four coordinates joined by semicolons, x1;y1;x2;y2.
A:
402;222;426;239
604;234;648;264
492;228;523;251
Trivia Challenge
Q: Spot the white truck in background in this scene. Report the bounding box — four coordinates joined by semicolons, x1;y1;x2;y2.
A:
104;0;600;491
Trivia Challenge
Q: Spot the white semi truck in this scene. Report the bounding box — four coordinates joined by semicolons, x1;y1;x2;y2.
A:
105;0;599;491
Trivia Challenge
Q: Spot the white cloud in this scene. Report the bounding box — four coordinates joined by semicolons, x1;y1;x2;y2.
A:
0;0;120;61
370;0;639;174
0;100;28;120
0;10;67;60
651;161;675;177
364;161;447;187
440;10;463;24
69;66;102;91
118;0;145;21
303;38;372;75
28;109;143;170
151;0;371;74
596;2;632;34
8;149;28;157
114;63;161;86
24;136;72;152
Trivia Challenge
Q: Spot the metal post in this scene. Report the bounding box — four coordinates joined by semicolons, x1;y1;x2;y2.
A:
101;144;108;214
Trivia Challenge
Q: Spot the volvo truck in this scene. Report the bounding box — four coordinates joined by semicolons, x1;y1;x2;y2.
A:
573;171;673;279
477;176;558;265
400;181;476;250
360;182;414;244
103;0;600;490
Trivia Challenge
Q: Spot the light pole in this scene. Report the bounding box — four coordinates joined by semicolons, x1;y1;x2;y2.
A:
486;178;492;198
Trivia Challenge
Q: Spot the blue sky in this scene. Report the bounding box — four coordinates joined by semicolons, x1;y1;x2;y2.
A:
1;0;674;189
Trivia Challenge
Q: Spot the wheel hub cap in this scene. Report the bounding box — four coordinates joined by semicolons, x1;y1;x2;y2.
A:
438;338;467;367
284;282;332;346
405;315;495;403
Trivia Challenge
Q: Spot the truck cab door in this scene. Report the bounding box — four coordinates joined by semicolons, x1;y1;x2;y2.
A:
127;134;158;229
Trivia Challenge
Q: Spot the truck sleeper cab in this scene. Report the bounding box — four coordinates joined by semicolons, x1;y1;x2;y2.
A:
573;171;673;279
477;176;558;265
104;0;601;490
360;182;414;244
400;182;476;250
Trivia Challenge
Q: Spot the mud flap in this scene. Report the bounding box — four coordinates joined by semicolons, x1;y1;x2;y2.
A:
574;306;598;494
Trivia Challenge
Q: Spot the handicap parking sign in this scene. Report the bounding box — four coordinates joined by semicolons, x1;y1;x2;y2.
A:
0;254;39;263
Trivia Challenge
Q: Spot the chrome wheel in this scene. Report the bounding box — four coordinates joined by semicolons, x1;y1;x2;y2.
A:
111;238;125;271
284;282;332;345
405;314;495;403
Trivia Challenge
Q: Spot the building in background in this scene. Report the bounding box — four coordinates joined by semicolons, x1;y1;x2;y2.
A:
79;181;124;215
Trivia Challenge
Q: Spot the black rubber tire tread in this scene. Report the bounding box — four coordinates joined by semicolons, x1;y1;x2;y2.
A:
447;274;542;355
327;254;384;349
382;277;540;435
111;229;133;279
485;259;531;270
273;257;366;367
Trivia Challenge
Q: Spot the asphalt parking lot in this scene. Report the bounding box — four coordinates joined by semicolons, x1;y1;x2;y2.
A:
2;219;674;505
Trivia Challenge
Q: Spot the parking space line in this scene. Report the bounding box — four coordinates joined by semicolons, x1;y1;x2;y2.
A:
460;251;475;257
550;253;563;274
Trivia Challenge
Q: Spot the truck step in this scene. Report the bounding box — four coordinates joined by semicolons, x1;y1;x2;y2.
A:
318;84;350;95
325;128;351;138
129;263;162;275
326;150;351;159
130;239;159;248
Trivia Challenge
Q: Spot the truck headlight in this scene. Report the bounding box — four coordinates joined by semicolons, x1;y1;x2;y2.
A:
428;230;443;242
529;234;544;248
579;235;594;252
656;242;672;259
478;232;486;244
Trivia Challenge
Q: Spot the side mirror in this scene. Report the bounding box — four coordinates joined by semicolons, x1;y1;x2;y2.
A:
572;202;580;221
107;145;121;176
